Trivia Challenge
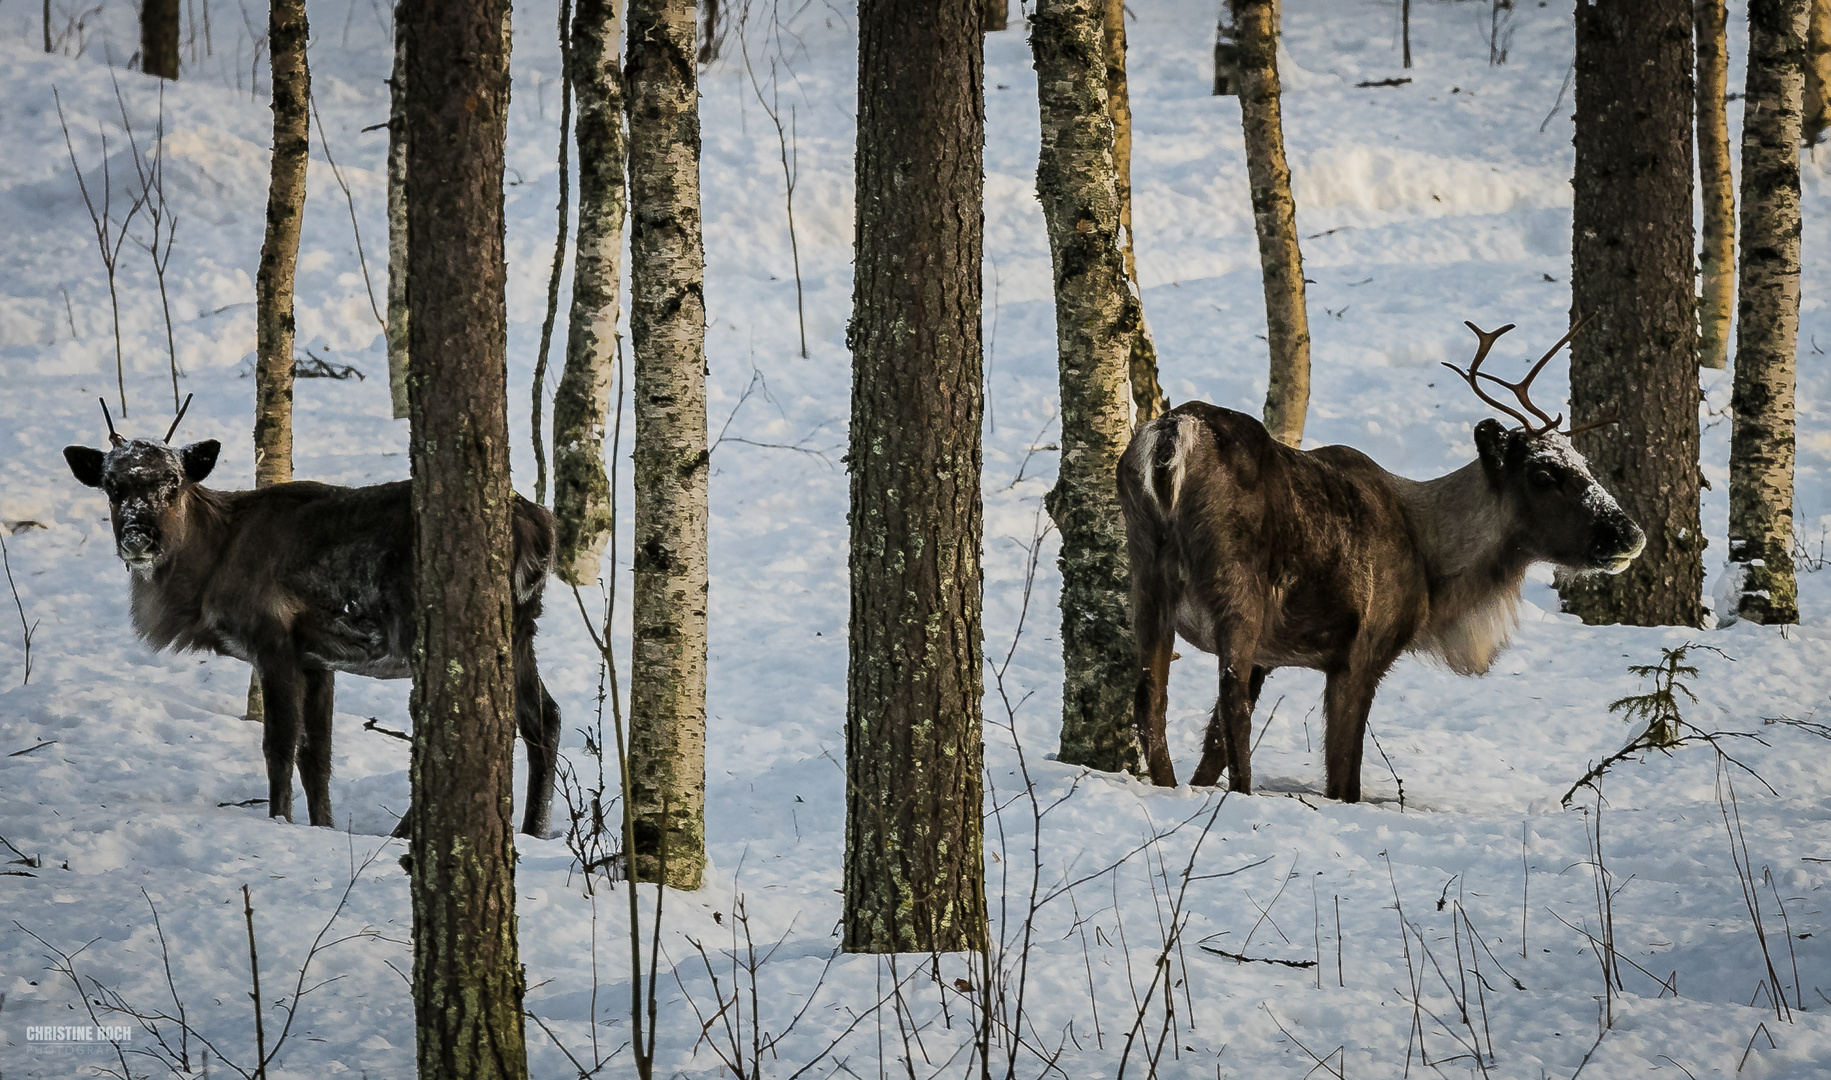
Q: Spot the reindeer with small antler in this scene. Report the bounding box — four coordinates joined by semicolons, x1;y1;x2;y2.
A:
1118;319;1645;800
65;396;564;835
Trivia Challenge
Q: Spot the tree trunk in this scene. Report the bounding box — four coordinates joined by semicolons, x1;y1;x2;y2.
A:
626;0;708;891
984;0;1008;31
552;0;627;587
1032;0;1139;776
142;0;180;78
1559;0;1705;627
1104;0;1167;423
1803;0;1831;144
387;12;410;420
1727;0;1807;625
844;0;988;955
398;0;529;1070
246;0;310;727
1214;0;1241;96
1697;0;1735;369
1238;0;1310;447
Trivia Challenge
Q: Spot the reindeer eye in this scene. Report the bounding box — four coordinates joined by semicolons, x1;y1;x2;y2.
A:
1529;468;1558;489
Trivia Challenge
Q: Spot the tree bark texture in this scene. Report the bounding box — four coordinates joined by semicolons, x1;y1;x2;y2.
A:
1237;0;1310;447
1031;0;1140;776
844;0;988;955
984;0;1008;31
1727;0;1807;624
626;0;708;890
1104;0;1167;423
552;0;626;588
1803;0;1831;143
387;14;410;419
1560;0;1705;627
253;0;309;490
399;0;529;1069
1697;0;1735;369
141;0;180;78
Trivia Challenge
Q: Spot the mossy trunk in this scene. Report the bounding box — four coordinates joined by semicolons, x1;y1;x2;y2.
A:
1031;0;1140;776
398;0;529;1068
1696;0;1734;370
1238;0;1309;447
246;0;310;726
552;0;626;587
387;12;410;419
626;0;708;890
1560;0;1705;627
1104;0;1166;423
843;0;988;956
1727;0;1807;625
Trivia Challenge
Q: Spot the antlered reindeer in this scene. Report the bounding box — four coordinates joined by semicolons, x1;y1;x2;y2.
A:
1119;320;1645;801
65;397;563;835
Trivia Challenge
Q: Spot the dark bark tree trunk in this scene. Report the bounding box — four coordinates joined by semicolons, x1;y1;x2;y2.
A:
1727;0;1807;624
246;0;310;727
1238;0;1310;447
552;0;627;587
844;0;988;955
387;11;410;419
984;0;1008;31
1559;0;1705;627
1104;0;1166;423
1697;0;1734;369
142;0;180;78
1214;0;1241;96
398;0;530;1068
626;0;708;890
1032;0;1140;776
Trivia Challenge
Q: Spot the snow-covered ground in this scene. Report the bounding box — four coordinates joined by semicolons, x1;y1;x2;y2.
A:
2;0;1830;1075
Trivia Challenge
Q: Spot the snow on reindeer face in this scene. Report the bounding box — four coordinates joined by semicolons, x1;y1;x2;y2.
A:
64;438;221;573
1474;420;1646;575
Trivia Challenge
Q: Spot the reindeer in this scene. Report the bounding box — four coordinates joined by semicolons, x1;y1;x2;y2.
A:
1119;320;1645;801
64;397;563;835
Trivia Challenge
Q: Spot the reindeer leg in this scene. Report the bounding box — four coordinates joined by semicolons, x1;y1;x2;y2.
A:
1192;621;1258;791
1131;581;1177;786
299;669;336;827
257;663;304;823
1323;665;1382;802
515;609;560;837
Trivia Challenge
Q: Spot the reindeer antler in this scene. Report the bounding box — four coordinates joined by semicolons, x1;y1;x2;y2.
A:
98;397;125;448
163;393;194;444
1442;314;1598;437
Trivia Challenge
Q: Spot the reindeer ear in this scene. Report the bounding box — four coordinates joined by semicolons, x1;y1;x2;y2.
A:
65;446;106;488
1473;419;1515;484
180;440;220;483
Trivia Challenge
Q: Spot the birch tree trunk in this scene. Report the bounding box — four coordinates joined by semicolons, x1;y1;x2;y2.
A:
1803;0;1831;144
1727;0;1807;625
1560;0;1705;627
142;0;180;78
1238;0;1310;447
1032;0;1139;776
843;0;987;955
552;0;626;587
387;14;410;419
398;0;528;1068
626;0;708;890
1104;0;1167;423
246;0;310;726
1697;0;1735;369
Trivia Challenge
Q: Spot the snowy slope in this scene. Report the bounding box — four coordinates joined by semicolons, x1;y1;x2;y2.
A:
2;0;1830;1076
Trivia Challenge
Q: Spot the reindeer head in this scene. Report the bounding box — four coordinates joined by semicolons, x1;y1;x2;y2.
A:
64;396;220;574
1445;321;1647;575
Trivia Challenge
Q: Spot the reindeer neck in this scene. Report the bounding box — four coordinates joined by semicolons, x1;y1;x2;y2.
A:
1388;460;1533;676
129;485;233;651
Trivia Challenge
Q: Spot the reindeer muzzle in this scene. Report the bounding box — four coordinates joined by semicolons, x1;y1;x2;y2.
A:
1590;516;1646;575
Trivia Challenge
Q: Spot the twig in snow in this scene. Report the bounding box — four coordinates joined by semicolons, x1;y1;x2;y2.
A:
57;85;145;419
0;529;37;686
530;0;573;507
307;91;386;330
115;76;185;411
741;33;808;358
